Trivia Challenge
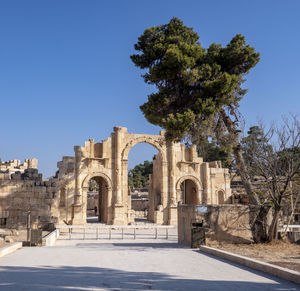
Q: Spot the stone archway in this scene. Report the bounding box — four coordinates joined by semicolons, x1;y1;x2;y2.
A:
56;126;231;225
176;175;202;205
82;173;113;224
121;136;166;161
120;136;167;224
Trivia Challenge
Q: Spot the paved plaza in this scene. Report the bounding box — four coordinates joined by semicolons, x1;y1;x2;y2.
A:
0;237;299;290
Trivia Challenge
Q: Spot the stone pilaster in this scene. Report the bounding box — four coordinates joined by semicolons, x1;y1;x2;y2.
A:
113;126;125;224
74;146;82;206
168;142;177;225
202;162;211;204
72;146;83;225
114;127;123;206
168;142;176;206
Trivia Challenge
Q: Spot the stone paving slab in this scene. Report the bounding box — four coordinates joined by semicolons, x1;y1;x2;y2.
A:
0;239;299;290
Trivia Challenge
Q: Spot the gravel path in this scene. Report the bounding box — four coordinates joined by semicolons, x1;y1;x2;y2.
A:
0;238;299;290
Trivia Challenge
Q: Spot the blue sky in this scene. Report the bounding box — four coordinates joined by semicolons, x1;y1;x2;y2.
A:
0;0;299;177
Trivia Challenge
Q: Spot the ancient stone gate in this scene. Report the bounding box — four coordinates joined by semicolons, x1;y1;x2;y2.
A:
56;127;231;225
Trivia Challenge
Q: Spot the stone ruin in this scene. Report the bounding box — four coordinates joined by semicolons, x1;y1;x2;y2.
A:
0;159;57;228
0;159;38;175
0;126;232;229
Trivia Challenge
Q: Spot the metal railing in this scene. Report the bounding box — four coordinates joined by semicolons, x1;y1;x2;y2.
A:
56;225;176;240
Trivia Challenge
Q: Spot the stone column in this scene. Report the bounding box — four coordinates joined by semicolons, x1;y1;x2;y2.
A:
74;146;82;206
122;159;128;200
82;186;89;222
168;142;177;206
202;162;211;204
160;161;168;207
89;139;94;158
72;146;83;224
113;126;125;225
122;159;131;223
114;127;123;205
168;142;177;225
107;187;113;224
190;144;197;161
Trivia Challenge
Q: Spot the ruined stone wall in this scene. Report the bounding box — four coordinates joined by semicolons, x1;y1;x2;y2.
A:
0;164;59;229
0;159;38;174
178;204;272;246
131;198;148;212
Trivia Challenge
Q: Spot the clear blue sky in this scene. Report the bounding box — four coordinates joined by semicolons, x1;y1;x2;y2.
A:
0;0;299;177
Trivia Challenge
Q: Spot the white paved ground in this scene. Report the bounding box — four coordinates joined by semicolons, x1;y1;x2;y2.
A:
0;238;299;290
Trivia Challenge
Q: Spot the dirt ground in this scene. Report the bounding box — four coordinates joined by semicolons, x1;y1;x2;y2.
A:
0;241;10;248
207;239;300;272
0;229;49;249
0;229;28;249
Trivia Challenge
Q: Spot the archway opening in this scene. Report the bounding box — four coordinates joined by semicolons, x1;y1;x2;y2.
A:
180;179;198;204
127;142;159;224
86;176;108;223
218;190;225;204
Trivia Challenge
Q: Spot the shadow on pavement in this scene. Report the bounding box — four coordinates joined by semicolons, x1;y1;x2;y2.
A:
0;265;298;290
75;242;185;249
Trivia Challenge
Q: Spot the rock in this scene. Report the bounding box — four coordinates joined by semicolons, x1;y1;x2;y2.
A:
10;229;19;236
0;229;10;236
44;181;51;187
5;236;14;243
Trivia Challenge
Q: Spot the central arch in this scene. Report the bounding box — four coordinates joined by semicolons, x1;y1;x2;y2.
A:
121;136;166;161
121;136;167;224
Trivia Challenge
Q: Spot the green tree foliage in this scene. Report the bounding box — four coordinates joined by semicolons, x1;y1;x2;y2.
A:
196;139;232;168
88;179;99;192
128;160;153;188
241;126;268;172
131;17;260;202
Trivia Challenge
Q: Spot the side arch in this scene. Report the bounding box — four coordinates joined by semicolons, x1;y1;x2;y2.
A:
176;175;203;204
81;172;113;224
216;189;225;204
82;172;112;190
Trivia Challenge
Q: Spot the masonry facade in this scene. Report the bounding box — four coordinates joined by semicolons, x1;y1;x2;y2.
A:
0;126;231;228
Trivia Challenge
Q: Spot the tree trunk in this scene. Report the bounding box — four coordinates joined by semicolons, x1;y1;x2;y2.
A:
251;205;271;243
219;108;272;243
233;145;261;205
219;108;260;205
268;206;280;242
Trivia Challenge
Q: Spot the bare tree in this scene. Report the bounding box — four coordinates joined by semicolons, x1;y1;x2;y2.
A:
242;115;300;241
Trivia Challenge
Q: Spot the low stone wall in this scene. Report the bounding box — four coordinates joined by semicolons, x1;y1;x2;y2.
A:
134;210;147;218
42;229;60;246
131;198;148;212
178;204;267;246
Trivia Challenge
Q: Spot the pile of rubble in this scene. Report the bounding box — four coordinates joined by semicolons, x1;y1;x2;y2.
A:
0;228;19;244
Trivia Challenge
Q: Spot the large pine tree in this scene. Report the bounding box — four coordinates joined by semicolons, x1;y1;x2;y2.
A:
131;17;260;203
